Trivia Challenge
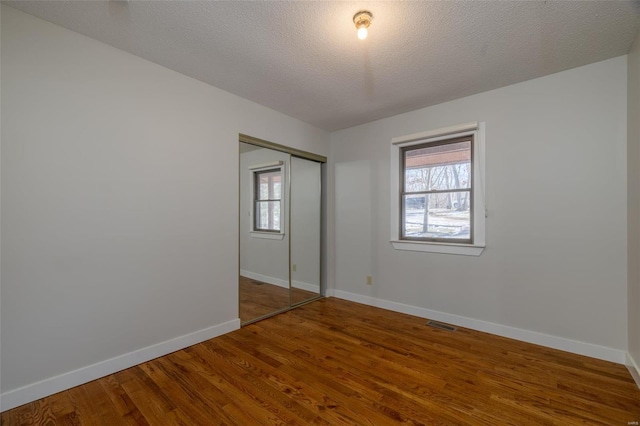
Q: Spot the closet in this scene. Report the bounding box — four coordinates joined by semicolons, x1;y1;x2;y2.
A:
238;135;325;324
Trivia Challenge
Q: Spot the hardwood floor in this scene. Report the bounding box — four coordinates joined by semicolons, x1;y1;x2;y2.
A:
239;276;318;323
3;298;640;425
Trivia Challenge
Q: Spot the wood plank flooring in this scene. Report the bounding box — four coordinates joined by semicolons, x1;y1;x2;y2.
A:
3;298;640;425
239;276;318;323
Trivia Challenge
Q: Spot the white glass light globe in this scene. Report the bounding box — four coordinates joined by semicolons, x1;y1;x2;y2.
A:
357;27;368;40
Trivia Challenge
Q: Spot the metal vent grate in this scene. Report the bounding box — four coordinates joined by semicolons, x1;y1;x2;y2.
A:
427;321;457;332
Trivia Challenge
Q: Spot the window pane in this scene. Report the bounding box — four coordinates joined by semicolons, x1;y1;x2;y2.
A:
255;200;281;231
404;141;471;192
257;170;282;200
403;192;470;240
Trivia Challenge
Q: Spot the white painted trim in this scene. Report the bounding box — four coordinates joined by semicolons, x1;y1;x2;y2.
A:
248;160;284;171
240;270;289;289
626;353;640;389
390;241;485;256
327;290;626;364
240;272;319;292
250;231;285;240
392;122;479;145
292;280;320;293
0;318;240;412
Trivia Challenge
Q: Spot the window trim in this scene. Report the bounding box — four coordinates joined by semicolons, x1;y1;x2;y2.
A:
390;122;486;256
249;161;285;239
253;168;282;233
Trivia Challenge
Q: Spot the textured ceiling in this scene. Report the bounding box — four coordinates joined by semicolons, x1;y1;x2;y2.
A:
5;1;640;130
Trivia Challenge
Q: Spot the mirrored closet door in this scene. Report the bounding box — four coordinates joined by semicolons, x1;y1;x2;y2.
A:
290;156;321;305
239;136;324;325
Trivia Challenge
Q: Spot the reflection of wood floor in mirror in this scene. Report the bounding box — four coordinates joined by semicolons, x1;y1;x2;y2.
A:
240;276;318;323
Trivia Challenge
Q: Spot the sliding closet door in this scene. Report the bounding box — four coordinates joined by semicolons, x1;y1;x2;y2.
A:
290;156;321;305
239;142;290;323
239;136;325;325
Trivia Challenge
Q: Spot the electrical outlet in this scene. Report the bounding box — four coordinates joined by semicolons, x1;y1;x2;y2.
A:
366;275;373;285
292;264;297;272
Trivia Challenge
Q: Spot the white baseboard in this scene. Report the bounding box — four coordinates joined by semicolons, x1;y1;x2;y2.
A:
326;289;626;364
292;280;320;293
0;318;240;412
240;269;289;289
240;271;319;293
627;352;640;389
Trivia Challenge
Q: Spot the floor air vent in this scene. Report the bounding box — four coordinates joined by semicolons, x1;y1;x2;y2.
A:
427;321;457;332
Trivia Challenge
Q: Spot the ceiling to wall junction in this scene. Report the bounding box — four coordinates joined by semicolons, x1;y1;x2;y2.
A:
5;1;639;131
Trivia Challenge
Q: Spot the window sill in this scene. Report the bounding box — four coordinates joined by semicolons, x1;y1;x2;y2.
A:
390;240;485;256
251;231;285;240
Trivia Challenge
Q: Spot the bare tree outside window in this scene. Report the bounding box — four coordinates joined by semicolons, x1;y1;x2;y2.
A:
401;136;472;243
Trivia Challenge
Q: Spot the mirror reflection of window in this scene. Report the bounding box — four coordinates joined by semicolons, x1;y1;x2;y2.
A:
239;139;324;325
240;143;290;324
254;168;282;232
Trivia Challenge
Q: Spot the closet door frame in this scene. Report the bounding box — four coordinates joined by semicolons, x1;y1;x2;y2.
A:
239;134;326;326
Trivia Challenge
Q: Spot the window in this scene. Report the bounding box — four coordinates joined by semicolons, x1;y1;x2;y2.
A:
390;122;485;256
254;168;282;232
401;136;472;243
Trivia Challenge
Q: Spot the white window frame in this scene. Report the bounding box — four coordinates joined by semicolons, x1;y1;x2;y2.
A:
390;122;486;256
249;161;286;240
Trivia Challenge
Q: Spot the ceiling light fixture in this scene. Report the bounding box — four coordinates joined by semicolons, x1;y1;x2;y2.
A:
353;11;372;40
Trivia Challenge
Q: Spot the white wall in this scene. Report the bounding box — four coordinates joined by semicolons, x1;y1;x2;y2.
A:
239;147;290;287
628;29;640;376
0;5;328;406
329;56;628;358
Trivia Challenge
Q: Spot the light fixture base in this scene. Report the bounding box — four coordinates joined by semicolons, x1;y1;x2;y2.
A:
353;10;373;29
